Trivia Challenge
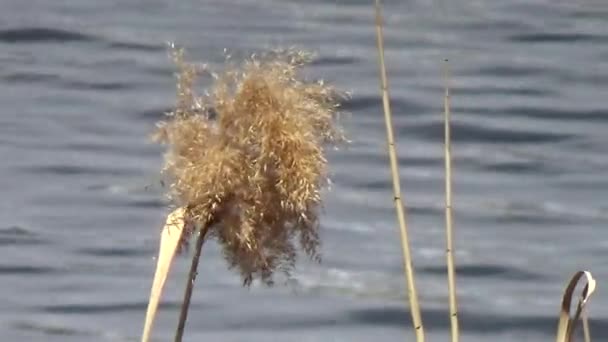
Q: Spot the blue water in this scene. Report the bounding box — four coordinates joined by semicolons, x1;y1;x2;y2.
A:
2;0;608;341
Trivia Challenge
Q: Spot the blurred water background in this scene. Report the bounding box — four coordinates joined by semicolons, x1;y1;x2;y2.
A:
1;0;608;341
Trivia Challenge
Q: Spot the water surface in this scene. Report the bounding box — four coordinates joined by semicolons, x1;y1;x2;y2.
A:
1;0;608;341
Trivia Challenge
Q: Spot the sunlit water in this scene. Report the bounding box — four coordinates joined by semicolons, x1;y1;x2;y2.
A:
1;0;608;341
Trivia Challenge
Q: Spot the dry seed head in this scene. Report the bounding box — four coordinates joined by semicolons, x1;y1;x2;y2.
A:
153;46;347;286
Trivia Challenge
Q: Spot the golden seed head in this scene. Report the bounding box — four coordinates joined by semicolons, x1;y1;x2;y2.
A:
153;46;347;286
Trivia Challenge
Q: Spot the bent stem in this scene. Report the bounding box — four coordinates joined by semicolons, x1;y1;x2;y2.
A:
555;271;596;342
175;221;212;342
373;1;425;341
443;60;459;342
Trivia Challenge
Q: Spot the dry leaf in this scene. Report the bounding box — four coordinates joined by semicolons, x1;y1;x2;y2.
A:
142;207;187;342
555;270;596;342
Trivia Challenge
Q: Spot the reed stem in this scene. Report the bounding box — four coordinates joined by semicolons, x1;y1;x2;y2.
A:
582;308;591;342
373;1;424;341
174;222;211;342
443;60;459;342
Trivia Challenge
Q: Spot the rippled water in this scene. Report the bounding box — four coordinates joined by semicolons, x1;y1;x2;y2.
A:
2;0;608;341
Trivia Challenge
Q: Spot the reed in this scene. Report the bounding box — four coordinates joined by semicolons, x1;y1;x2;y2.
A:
442;60;460;342
141;46;347;341
174;219;213;341
373;1;424;341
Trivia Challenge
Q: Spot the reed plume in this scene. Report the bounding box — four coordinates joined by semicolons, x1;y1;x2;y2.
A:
143;46;346;341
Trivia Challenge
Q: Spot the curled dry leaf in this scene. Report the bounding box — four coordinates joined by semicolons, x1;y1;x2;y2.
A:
555;270;597;342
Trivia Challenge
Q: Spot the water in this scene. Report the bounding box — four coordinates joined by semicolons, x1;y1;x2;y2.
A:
1;0;608;341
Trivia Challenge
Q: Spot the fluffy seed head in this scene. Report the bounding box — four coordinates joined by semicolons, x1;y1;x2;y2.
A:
153;46;347;286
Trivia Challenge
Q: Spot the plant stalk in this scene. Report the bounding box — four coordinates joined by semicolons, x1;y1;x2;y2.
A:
174;222;211;342
443;60;459;342
373;1;424;341
582;308;591;342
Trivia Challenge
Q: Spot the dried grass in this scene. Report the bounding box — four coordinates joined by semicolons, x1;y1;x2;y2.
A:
153;46;347;286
